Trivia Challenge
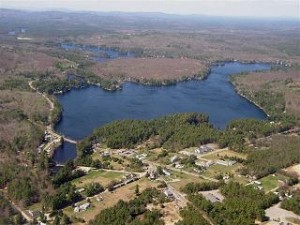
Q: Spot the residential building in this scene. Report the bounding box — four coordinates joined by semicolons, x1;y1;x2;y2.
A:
216;160;237;166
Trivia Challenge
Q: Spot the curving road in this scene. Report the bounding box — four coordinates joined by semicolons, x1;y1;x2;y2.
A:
28;81;77;145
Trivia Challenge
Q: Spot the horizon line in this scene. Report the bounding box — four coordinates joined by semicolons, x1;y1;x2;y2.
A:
1;7;299;21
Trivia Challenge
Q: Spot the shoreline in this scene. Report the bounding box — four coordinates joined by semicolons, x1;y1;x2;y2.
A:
45;60;275;163
233;86;271;118
228;77;271;119
28;81;77;161
55;58;286;95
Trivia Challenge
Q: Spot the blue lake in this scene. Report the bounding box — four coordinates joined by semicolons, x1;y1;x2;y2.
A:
53;62;271;163
61;43;134;63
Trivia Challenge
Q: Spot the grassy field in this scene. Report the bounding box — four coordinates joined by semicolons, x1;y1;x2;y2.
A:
167;169;207;191
200;164;242;179
71;170;125;188
258;174;288;192
201;149;247;160
64;177;159;224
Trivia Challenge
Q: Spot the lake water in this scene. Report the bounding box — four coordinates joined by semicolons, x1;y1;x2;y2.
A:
61;43;134;63
53;62;270;163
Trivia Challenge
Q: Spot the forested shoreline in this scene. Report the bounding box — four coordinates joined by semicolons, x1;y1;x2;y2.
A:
77;113;293;156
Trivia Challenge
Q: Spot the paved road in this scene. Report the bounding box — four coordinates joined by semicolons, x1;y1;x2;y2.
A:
29;81;77;147
143;159;218;182
165;181;215;225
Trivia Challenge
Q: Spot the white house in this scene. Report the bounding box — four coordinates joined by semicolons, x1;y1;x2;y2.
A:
164;189;174;198
162;169;171;176
74;203;90;212
170;155;179;163
195;145;213;154
216;160;237;166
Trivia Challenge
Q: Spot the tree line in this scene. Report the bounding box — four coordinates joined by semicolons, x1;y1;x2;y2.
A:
242;135;300;178
77;113;291;163
77;113;219;159
188;182;279;224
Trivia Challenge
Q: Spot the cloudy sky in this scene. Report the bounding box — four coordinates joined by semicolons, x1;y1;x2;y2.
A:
1;0;299;18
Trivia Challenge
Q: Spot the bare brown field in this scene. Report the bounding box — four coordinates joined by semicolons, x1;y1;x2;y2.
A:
64;177;159;224
233;70;300;91
148;201;181;225
91;57;208;81
285;164;300;178
0;46;59;75
81;31;300;64
0;90;49;119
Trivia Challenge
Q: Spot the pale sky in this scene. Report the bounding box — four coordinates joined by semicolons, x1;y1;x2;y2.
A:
1;0;299;18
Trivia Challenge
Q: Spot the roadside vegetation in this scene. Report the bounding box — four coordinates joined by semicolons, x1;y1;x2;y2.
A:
281;191;300;215
0;193;25;225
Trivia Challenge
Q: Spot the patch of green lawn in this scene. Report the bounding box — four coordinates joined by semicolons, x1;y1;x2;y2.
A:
259;174;287;192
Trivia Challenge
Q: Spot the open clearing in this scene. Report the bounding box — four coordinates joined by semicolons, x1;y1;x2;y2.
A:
200;163;242;179
147;201;182;225
258;174;288;192
265;203;300;225
167;169;207;191
64;177;159;224
285;164;300;177
71;170;125;188
201;149;247;161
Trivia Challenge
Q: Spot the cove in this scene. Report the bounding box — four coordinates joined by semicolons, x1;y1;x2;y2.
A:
53;62;271;163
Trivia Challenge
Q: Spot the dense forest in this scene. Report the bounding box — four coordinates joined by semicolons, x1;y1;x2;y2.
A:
175;205;210;225
33;68;120;94
77;113;219;159
218;118;293;151
77;113;291;162
181;181;224;194
187;182;279;225
243;135;300;178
